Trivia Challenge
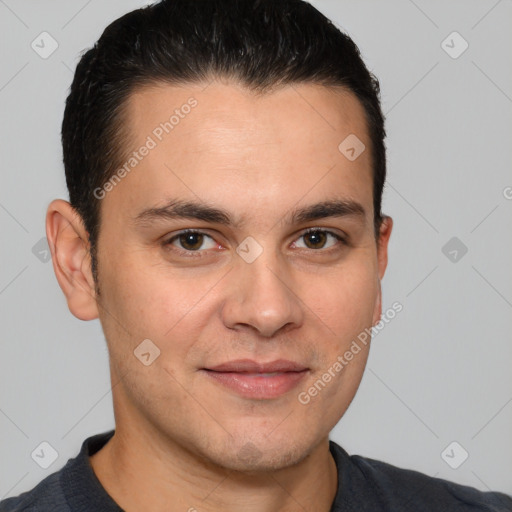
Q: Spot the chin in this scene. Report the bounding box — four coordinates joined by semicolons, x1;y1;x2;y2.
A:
203;434;315;473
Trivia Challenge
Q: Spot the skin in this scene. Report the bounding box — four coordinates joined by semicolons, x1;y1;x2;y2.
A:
46;80;392;512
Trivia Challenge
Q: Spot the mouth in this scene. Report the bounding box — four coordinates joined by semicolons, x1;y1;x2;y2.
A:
201;359;309;399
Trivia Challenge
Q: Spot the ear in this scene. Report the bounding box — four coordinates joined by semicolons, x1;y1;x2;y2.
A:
372;215;393;326
46;199;99;321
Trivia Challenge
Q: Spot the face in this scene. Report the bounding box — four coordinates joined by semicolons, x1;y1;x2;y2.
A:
79;81;391;471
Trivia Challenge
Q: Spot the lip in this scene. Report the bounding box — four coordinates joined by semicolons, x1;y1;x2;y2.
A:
206;359;308;373
202;359;309;399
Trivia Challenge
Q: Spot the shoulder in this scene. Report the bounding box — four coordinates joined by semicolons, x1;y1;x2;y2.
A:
0;470;68;511
353;454;512;510
0;430;115;512
329;441;512;511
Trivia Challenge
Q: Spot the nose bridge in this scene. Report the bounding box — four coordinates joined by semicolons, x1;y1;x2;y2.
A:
221;246;303;338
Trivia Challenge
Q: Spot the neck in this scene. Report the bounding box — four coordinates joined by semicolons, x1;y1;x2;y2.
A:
90;423;338;512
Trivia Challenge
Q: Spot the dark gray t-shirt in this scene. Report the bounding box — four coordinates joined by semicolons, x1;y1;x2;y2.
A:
1;430;511;511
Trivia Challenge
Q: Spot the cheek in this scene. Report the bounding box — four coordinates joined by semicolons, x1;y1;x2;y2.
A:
101;257;197;331
300;259;379;337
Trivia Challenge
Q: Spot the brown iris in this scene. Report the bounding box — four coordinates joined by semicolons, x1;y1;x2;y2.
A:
303;230;327;249
178;232;204;250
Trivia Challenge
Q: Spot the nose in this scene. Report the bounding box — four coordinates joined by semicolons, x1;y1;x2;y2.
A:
221;251;304;338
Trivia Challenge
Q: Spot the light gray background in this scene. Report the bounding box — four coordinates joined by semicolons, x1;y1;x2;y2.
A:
1;0;511;500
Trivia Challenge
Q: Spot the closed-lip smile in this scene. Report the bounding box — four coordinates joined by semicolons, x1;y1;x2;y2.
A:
202;359;309;399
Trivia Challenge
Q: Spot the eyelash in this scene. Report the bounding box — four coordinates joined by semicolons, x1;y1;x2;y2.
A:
163;228;348;258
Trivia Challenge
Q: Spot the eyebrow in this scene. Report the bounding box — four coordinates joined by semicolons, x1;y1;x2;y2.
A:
133;198;367;229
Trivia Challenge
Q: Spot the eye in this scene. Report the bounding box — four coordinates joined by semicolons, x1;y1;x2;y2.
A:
293;228;346;250
164;229;219;253
162;227;347;257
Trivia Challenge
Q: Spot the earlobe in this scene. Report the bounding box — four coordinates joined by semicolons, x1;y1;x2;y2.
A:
46;199;99;321
372;279;382;327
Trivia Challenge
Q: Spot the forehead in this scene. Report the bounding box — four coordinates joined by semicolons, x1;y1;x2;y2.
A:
126;81;369;153
106;80;373;227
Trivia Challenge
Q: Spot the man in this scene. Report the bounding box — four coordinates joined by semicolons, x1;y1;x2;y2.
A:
1;0;510;511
